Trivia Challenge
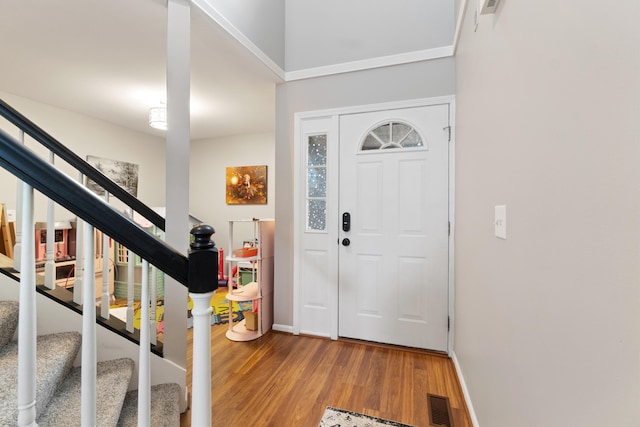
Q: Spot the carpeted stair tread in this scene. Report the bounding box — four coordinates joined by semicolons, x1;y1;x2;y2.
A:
116;383;181;427
38;357;135;427
0;300;19;348
0;331;81;426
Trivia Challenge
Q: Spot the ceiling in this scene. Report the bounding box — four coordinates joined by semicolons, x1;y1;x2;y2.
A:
0;0;279;141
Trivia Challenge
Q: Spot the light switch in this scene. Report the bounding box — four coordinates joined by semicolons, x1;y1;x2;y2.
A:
494;205;507;239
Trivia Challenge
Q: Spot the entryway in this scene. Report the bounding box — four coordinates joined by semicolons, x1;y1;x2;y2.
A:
294;98;453;353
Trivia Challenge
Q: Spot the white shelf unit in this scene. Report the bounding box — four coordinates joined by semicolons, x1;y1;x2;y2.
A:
225;219;274;342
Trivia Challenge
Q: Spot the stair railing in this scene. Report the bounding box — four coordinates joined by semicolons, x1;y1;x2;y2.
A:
0;127;217;425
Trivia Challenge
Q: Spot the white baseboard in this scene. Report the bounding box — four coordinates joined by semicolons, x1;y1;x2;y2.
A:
272;324;293;334
451;351;480;427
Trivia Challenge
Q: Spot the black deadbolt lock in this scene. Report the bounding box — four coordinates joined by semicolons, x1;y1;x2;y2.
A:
342;212;351;232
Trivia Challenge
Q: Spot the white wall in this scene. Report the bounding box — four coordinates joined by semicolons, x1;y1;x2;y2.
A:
285;0;454;72
454;1;640;426
190;132;275;270
274;58;455;327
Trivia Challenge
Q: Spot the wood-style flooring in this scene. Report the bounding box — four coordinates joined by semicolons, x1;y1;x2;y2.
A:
181;324;472;427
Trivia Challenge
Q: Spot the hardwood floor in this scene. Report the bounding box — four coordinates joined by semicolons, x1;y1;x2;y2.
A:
181;324;472;427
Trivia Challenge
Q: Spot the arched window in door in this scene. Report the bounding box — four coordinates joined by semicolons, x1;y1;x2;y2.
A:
360;121;425;151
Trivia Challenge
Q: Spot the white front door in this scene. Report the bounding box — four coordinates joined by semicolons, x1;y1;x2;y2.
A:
338;105;450;351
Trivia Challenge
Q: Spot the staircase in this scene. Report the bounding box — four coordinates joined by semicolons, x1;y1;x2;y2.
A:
0;300;181;426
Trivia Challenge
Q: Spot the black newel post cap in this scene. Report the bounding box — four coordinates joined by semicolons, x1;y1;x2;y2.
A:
188;224;219;294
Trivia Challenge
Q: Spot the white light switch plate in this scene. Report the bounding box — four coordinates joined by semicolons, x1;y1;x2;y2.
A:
495;205;507;239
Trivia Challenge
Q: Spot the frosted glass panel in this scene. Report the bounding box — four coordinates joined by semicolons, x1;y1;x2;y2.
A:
392;122;412;143
402;129;423;148
362;134;381;151
372;123;390;142
308;200;326;230
308;167;326;197
308;134;327;166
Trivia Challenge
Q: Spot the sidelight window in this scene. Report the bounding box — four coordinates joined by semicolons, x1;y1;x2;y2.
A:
306;134;327;231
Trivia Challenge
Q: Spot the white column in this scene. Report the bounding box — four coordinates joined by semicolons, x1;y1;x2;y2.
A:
13;130;24;272
17;184;36;427
164;0;191;374
81;223;96;426
44;151;56;289
189;291;213;427
137;260;151;426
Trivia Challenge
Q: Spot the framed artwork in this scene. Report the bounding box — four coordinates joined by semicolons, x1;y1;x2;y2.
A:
86;155;139;197
226;165;267;205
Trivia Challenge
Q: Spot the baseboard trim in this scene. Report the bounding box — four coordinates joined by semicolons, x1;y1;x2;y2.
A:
272;323;293;334
451;351;480;427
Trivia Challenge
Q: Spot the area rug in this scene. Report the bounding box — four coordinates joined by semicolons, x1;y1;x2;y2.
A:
187;287;253;327
109;288;252;333
318;407;416;427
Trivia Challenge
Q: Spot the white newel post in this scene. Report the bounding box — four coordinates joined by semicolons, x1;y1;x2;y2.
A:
81;223;96;426
189;291;213;426
44;151;55;290
17;184;36;427
188;224;217;427
138;260;151;426
13;130;24;272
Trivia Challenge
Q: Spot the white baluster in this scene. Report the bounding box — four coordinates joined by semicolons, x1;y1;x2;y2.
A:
44;151;56;289
126;248;134;333
73;172;84;305
150;264;157;346
101;192;111;318
81;223;96;426
17;184;36;427
138;259;151;426
73;217;84;305
13;130;24;272
190;290;213;427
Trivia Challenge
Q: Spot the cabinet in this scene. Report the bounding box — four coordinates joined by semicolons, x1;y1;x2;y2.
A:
225;219;274;342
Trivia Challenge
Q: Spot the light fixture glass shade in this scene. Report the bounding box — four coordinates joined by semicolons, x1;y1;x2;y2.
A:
149;106;167;130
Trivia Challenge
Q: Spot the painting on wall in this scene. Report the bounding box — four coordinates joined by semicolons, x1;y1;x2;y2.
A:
226;165;267;205
86;155;139;197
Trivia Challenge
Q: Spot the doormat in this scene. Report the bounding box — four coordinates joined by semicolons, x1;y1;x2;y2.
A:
318;407;416;427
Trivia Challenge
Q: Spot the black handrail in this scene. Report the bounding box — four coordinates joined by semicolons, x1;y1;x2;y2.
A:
0;129;187;285
0;98;165;231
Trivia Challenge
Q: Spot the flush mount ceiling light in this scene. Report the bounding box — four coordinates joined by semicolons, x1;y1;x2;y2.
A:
149;105;167;130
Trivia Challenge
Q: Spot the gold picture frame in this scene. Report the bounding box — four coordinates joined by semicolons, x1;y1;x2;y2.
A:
226;165;267;205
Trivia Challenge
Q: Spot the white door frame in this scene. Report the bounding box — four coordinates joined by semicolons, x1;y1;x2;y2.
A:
292;96;456;355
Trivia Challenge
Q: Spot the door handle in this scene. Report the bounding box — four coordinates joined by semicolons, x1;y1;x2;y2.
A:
342;238;351;246
342;212;351;232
